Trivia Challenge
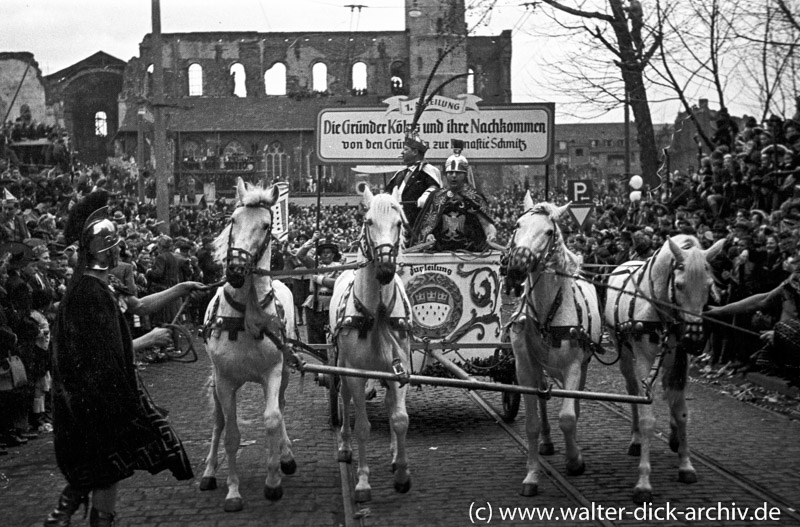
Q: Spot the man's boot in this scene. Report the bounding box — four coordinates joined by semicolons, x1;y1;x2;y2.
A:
89;508;116;527
43;485;88;527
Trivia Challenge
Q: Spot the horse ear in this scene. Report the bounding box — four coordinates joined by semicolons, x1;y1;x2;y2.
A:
667;237;685;266
555;201;572;219
359;183;374;209
703;237;726;262
268;184;280;205
523;190;534;212
235;177;247;201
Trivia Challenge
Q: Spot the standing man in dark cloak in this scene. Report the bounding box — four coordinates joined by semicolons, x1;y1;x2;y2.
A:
384;129;441;233
44;190;203;527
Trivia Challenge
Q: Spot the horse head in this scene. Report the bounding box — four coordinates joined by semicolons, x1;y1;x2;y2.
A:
358;183;406;285
506;194;571;284
665;235;725;351
223;177;280;289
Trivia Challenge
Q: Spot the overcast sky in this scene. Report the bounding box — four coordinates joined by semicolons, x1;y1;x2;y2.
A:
1;0;750;124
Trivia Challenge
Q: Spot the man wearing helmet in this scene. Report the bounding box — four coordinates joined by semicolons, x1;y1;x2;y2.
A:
415;152;497;252
44;190;204;527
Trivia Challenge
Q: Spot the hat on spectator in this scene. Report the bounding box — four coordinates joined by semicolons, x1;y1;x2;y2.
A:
316;238;341;261
0;241;34;269
112;210;126;223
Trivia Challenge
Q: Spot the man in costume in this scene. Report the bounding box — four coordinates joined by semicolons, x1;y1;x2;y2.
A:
296;232;342;351
44;190;203;527
384;130;441;230
415;153;496;252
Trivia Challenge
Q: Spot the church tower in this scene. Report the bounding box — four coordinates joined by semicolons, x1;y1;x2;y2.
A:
405;0;469;100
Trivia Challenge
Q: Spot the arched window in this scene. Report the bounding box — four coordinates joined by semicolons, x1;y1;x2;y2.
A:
467;67;475;95
188;63;203;96
390;61;406;95
264;141;289;180
94;111;107;137
264;63;287;95
182;140;200;160
352;62;367;95
143;64;154;97
223;140;248;170
229;63;247;97
312;62;328;92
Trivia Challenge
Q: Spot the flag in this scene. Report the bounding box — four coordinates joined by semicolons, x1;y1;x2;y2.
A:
271;182;289;242
3;188;17;203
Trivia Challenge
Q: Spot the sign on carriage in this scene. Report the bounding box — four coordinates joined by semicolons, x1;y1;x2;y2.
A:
396;252;502;359
317;99;554;164
567;179;594;227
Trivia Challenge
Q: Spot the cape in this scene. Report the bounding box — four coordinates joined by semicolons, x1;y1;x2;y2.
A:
52;274;192;489
414;185;494;251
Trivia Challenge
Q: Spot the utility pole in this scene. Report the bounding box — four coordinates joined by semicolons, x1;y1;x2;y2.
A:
137;107;145;203
152;0;170;234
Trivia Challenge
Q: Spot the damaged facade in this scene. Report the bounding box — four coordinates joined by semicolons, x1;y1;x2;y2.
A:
114;0;512;196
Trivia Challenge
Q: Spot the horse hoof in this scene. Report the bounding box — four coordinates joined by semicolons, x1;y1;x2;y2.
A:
539;443;555;456
338;450;352;463
678;470;698;484
264;485;283;501
566;459;585;477
354;488;372;503
281;459;297;475
627;443;641;457
224;497;243;512
632;489;652;504
520;483;538;497
394;478;411;494
199;476;217;491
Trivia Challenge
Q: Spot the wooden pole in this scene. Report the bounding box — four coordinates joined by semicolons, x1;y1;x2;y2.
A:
152;0;170;234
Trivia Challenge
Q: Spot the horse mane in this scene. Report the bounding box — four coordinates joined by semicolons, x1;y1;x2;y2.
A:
211;222;231;265
530;202;580;275
365;193;407;256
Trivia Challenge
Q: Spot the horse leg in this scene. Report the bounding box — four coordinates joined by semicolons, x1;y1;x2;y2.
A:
385;381;411;493
630;343;658;504
215;379;244;512
348;375;372;503
620;344;642;457
262;368;285;501
559;355;586;476
200;375;224;492
277;364;296;476
514;338;544;497
538;396;554;456
337;359;354;464
665;384;697;484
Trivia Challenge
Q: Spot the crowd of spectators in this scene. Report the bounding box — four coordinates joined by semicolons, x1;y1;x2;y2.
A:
2;109;800;454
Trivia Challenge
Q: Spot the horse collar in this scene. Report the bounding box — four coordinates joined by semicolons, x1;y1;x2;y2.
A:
223;286;274;313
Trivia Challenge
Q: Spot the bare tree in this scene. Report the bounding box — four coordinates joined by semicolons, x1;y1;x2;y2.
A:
533;0;664;188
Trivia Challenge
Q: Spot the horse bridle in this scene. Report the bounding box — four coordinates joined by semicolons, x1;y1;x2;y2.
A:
359;217;404;266
226;202;274;286
506;210;560;279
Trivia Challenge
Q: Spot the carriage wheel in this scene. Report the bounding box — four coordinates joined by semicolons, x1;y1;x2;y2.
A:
500;381;521;422
329;374;342;428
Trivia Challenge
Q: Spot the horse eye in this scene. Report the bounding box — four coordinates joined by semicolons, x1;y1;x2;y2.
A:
676;282;684;291
365;218;373;226
546;229;554;236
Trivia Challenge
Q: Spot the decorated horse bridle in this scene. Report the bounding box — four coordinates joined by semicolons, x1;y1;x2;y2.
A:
358;216;406;266
225;201;274;288
505;208;561;287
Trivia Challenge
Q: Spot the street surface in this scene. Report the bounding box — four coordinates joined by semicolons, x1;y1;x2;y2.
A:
2;326;800;526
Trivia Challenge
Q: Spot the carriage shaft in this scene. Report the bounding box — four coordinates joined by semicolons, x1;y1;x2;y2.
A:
299;361;652;404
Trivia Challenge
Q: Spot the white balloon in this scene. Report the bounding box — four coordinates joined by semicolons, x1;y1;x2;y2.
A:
629;190;642;202
629;175;643;190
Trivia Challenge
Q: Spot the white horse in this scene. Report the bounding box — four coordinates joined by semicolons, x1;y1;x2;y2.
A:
199;177;296;512
505;195;602;497
604;234;725;503
329;185;412;503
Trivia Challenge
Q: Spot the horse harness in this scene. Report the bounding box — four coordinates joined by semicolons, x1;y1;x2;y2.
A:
506;209;604;355
203;287;287;350
611;245;705;355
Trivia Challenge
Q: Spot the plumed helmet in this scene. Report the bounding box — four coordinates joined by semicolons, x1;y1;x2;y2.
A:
445;154;469;173
83;206;120;261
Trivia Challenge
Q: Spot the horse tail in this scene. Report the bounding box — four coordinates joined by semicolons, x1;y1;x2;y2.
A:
663;346;689;391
